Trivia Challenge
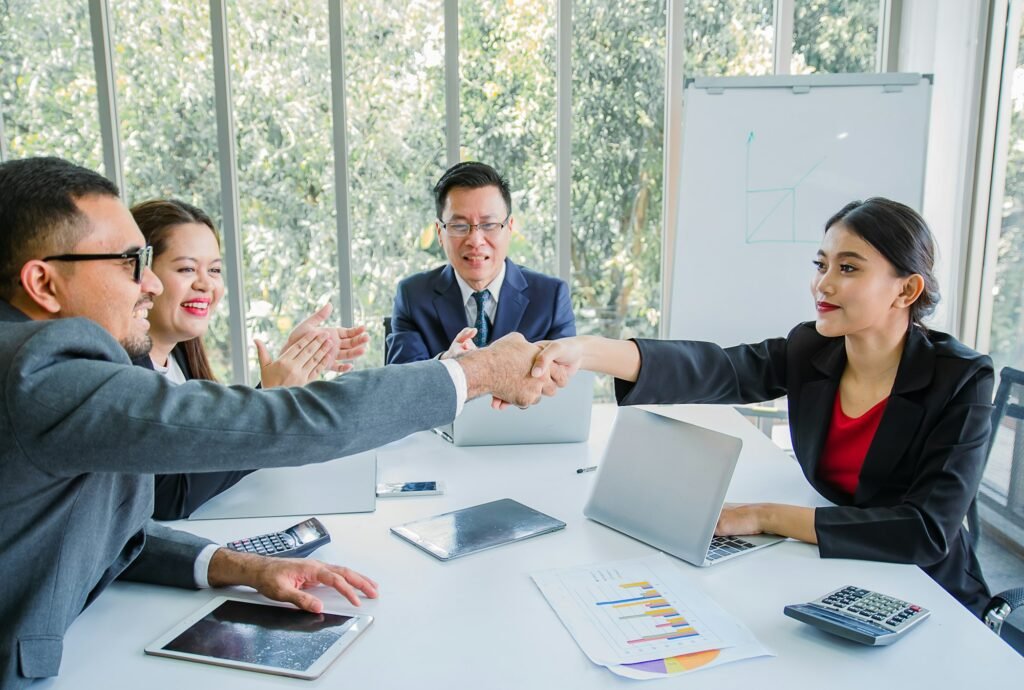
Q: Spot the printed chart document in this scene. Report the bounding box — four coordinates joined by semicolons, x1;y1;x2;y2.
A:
532;553;771;679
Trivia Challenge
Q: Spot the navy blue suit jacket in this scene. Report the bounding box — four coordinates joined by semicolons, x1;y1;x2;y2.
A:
386;259;575;364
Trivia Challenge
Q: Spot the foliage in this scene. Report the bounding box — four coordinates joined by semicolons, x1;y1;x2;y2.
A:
1;0;902;388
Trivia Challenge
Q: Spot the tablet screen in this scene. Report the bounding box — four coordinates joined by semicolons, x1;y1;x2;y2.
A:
161;599;355;673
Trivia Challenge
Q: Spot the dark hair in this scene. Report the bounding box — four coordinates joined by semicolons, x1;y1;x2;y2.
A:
0;157;119;300
433;161;512;219
825;197;939;328
130;199;221;381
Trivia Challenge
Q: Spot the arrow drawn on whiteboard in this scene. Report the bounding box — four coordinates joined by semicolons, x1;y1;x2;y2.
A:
744;130;826;245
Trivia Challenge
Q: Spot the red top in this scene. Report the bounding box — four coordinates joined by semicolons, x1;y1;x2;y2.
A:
817;391;889;496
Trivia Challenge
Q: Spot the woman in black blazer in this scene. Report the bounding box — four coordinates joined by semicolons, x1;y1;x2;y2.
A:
131;199;370;519
535;198;994;616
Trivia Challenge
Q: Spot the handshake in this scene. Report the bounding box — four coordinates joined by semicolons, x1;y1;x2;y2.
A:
453;333;583;409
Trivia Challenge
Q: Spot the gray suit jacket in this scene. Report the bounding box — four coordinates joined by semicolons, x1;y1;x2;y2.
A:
0;300;456;687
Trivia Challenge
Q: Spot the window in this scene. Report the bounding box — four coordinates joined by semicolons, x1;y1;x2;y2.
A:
792;0;881;74
0;1;102;170
684;0;774;76
228;1;338;381
573;0;666;351
111;0;231;378
345;0;447;368
460;0;557;276
2;2;890;385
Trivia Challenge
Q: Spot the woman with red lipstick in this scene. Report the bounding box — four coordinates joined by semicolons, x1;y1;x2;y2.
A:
130;199;370;519
533;198;994;616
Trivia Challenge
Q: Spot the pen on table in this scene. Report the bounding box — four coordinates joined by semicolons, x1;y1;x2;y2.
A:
576;465;598;474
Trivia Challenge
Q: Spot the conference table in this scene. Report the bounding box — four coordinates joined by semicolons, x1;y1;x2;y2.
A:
42;404;1023;688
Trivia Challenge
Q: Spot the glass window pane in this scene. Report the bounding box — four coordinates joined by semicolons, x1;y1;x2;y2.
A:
228;2;338;381
683;0;774;76
460;0;557;275
0;0;103;170
346;0;446;368
112;0;231;379
573;0;666;400
983;21;1024;508
989;34;1024;376
792;0;881;74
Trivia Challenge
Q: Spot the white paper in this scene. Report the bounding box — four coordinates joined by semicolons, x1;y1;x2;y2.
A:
531;553;763;667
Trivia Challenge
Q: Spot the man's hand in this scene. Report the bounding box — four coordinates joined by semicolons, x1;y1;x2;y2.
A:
208;548;378;613
256;331;332;388
440;327;477;360
283;303;370;374
455;333;561;408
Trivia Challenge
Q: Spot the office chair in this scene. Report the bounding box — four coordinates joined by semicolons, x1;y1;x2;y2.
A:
974;366;1024;655
968;366;1024;548
383;316;393;365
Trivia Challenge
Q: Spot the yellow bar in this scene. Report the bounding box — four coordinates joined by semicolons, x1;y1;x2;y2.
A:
620;581;651;589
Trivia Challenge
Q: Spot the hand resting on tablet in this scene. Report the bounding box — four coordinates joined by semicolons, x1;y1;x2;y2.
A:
208;548;379;613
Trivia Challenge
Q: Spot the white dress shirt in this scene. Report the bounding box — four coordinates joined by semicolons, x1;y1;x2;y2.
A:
453;261;505;328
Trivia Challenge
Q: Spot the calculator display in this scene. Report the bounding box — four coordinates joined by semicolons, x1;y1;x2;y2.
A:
289;519;327;543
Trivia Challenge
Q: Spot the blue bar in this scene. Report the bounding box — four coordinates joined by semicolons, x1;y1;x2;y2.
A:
595;594;658;606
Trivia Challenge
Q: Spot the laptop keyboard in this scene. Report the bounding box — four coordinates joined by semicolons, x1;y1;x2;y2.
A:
706;535;759;562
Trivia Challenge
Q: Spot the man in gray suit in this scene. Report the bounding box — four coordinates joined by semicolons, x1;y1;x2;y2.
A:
0;157;561;687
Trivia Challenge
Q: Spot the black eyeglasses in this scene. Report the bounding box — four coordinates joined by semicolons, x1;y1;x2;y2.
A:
42;245;154;284
438;213;511;237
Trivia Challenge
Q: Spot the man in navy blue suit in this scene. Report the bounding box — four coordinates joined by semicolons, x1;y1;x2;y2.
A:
387;162;576;364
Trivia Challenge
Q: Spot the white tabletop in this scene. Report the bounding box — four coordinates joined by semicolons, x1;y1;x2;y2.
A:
42;404;1023;688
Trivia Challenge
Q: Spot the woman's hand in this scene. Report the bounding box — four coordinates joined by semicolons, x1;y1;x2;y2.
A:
441;327;478;360
256;331;332;388
282;303;370;375
715;503;818;544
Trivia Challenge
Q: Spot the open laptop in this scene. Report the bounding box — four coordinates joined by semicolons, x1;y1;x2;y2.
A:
188;450;377;520
583;407;785;566
437;371;595;446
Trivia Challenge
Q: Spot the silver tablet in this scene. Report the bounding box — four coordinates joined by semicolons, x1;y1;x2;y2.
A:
145;597;372;680
390;498;566;560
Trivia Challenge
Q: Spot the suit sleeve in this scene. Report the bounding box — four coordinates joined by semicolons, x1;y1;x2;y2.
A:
10;318;457;477
117;521;214;588
152;470;255;520
386;280;432;364
615;336;790;405
815;364;994;566
543;279;576;340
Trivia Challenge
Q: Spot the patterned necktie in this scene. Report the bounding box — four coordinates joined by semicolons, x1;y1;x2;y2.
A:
472;290;491;347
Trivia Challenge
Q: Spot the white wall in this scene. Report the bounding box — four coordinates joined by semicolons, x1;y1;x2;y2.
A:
899;0;991;336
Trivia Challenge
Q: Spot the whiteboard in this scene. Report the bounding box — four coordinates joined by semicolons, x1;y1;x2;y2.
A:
667;73;932;345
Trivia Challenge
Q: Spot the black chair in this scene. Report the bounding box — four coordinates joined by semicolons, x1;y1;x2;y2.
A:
975;366;1024;653
968;366;1024;548
383;316;393;365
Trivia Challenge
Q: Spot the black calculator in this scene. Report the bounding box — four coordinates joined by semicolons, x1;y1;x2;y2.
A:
226;517;331;558
784;585;930;646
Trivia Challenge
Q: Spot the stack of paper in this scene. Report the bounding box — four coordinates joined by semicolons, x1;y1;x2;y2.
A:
531;553;771;680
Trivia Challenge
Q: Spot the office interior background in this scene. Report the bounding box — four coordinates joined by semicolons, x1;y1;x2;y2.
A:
1;2;1022;559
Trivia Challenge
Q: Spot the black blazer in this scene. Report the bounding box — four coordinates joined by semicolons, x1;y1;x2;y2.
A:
615;323;994;616
134;347;254;519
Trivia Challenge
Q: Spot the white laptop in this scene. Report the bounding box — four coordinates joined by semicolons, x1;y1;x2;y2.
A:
188;450;377;520
437;371;595;446
583;407;785;566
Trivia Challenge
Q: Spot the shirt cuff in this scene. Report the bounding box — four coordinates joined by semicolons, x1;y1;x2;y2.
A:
439;358;466;417
194;543;221;588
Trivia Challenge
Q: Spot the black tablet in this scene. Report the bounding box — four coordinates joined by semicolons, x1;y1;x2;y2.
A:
145;597;372;679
